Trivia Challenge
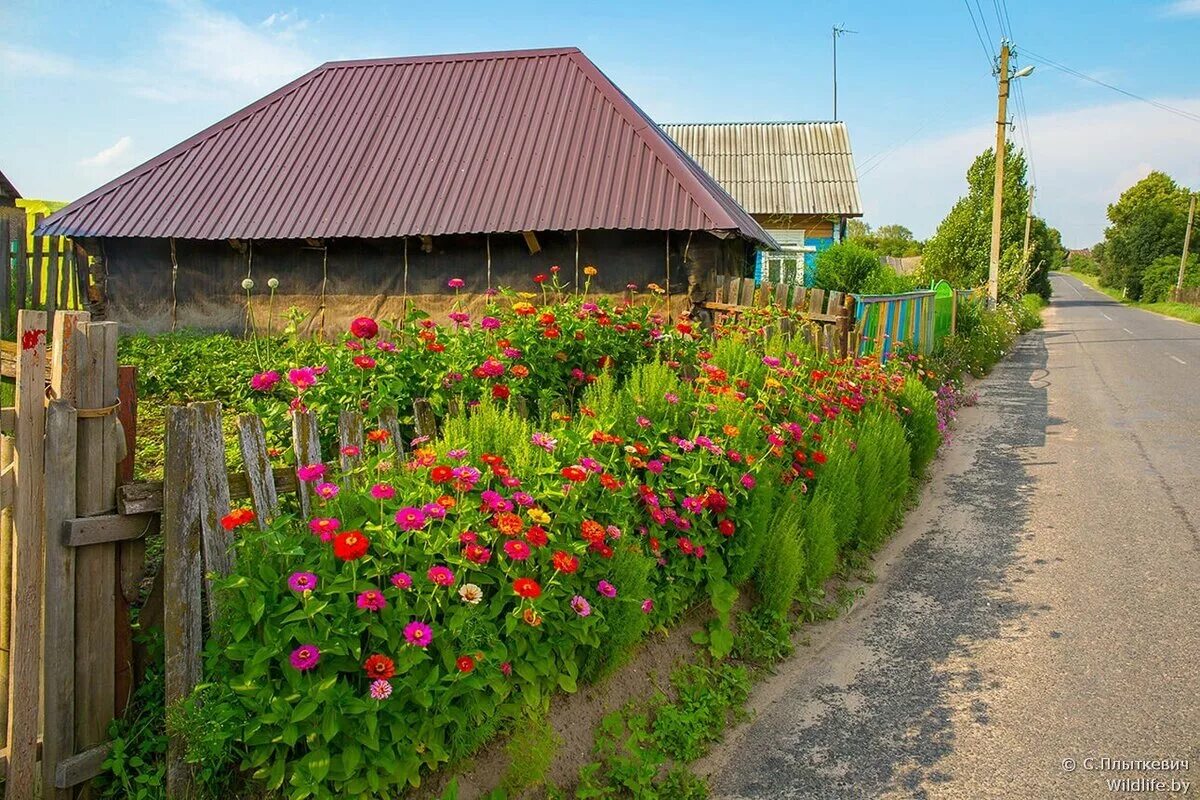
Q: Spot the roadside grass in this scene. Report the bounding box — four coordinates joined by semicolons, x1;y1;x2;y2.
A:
1068;271;1200;325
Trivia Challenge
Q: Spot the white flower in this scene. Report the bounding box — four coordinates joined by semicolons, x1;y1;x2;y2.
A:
241;278;255;290
268;277;280;289
458;583;483;605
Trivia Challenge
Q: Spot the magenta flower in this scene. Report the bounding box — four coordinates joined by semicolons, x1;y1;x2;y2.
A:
570;595;592;617
250;370;281;391
597;580;617;599
395;506;426;531
762;356;781;367
376;340;396;352
636;416;652;428
447;448;469;461
290;645;320;671
315;482;339;500
422;502;447;519
391;572;413;590
503;540;531;561
309;517;340;541
531;432;557;452
427;565;455;587
665;392;679;404
296;463;326;482
369;679;393;700
356;589;387;612
404;620;433;647
288;367;318;391
641;598;654;614
370;483;396;500
288;571;318;594
447;277;465;289
740;473;756;490
480;316;501;330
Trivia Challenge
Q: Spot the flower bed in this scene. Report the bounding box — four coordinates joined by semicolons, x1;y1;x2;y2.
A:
162;285;941;799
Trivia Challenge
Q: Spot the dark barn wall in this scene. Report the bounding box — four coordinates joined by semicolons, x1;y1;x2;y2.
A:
97;230;753;333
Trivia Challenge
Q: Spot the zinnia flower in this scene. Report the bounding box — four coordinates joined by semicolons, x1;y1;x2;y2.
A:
288;367;318;391
370;483;395;500
641;598;654;614
458;583;483;604
395;506;427;531
296;463;326;482
503;540;531;561
356;589;387;612
456;655;476;673
287;571;317;594
570;595;591;617
391;572;413;589
220;507;255;531
427;565;455;587
363;654;395;680
369;679;393;700
597;580;617;598
309;517;340;540
350;316;379;339
551;551;579;574
447;277;465;289
513;577;542;599
314;482;339;500
404;621;433;647
250;370;280;392
290;645;320;671
332;530;369;561
719;519;736;536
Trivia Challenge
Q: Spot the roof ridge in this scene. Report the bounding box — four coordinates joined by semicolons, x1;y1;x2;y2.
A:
320;47;581;69
660;120;845;127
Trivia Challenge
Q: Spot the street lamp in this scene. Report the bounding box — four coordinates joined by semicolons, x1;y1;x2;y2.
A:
988;44;1035;307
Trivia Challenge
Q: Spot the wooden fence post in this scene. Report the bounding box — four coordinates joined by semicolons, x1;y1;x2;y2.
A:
5;310;48;798
163;406;201;799
238;414;279;527
378;407;405;459
338;410;364;473
413;398;437;441
0;435;11;748
191;401;234;625
291;410;320;517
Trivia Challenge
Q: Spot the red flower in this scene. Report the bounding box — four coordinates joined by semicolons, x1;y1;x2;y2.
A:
533;274;547;284
353;355;376;369
492;383;511;400
220;507;255;531
363;654;395;680
544;327;561;339
719;519;736;537
495;512;524;536
456;655;476;673
525;526;548;547
333;530;369;561
551;551;579;574
813;451;828;465
350;316;379;339
561;466;588;483
430;465;453;484
367;428;391;444
513;577;542;598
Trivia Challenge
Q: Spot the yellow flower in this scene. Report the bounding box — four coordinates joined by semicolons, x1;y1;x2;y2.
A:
517;291;536;300
528;508;551;525
583;265;598;276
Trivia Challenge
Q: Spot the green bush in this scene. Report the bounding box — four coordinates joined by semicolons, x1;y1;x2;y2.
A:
754;500;806;615
1141;254;1198;303
897;376;941;477
811;422;861;548
799;496;839;593
813;242;885;293
852;406;911;552
651;663;749;763
859;265;918;295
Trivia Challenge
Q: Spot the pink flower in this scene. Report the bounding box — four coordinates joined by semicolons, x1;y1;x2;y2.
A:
570;595;591;616
309;517;340;541
290;645;320;671
422;502;446;519
288;367;318;391
391;572;413;590
350;316;379;339
597;580;617;598
370;483;395;500
356;589;387;611
369;679;393;700
646;460;664;475
641;598;654;614
447;277;465;289
480;316;501;330
314;482;339;500
395;506;426;531
637;416;651;428
288;571;318;593
740;473;756;490
664;393;679;404
503;540;531;561
427;565;455;587
500;661;512;676
296;463;326;482
376;340;396;352
404;621;433;647
250;370;280;391
762;356;781;367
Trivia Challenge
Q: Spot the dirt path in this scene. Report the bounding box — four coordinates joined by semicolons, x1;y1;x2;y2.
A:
697;274;1200;799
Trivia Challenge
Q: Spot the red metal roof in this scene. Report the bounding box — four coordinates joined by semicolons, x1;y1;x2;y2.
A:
40;47;772;246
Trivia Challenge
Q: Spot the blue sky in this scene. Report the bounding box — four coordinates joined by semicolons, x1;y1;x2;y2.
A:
2;0;1198;246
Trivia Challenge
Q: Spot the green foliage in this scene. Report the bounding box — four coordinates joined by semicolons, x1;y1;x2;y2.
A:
501;714;562;796
811;423;861;549
798;496;839;594
1100;171;1195;299
847;221;923;258
98;630;167;800
651;663;749;763
852;407;911;552
725;462;779;586
813;241;885;293
1141;254;1198;303
754;500;806;615
732;607;794;666
897;377;941;477
1068;253;1099;275
858;265;918;295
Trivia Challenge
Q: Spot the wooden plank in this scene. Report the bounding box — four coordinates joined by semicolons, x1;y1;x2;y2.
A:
19;227;37;310
338;409;364;473
0;463;11;509
413;398;437;441
807;287;825;316
162;406;201;798
44;400;79;799
713;275;726;304
757;281;771;307
738;278;755;307
791;286;807;311
47;235;60;322
191;401;234;624
773;281;788;309
114;365;141;716
0;435;11;747
377;406;405;459
724;276;740;307
0;218;10;340
55;742;111;789
237;414;278;527
6;310;48;798
291;410;320;517
119;463;303;516
65;513;157;547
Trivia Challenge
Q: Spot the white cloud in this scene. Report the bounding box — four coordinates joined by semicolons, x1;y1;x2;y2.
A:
1163;0;1200;15
859;98;1200;248
0;44;75;76
79;136;133;167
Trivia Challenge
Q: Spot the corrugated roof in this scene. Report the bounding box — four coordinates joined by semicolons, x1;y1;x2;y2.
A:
0;169;20;201
39;48;773;247
660;122;863;217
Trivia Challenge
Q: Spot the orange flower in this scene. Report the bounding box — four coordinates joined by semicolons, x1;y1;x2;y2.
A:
367;428;391;444
522;607;542;627
495;512;524;536
220;507;255;531
513;577;542;599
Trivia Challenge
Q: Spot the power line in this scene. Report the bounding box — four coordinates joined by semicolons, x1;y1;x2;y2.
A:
961;0;996;73
1021;47;1200;125
973;0;995;48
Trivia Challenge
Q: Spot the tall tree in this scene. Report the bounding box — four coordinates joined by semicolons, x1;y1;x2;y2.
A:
1099;171;1193;298
920;142;1032;295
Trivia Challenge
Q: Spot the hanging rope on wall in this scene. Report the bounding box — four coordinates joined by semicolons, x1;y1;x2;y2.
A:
317;244;329;338
169;237;179;332
665;231;671;324
575;231;580;294
486;234;492;292
403;236;410;314
244;240;254;336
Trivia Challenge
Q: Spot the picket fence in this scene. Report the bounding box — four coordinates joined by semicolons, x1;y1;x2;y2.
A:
1;213;87;339
706;273;856;359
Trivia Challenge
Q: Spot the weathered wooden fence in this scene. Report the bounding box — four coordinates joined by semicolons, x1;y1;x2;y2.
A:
1170;286;1200;305
0;310;142;799
2;212;87;340
705;273;856;358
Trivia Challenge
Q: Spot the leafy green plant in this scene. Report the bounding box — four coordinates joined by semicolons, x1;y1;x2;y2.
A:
732;607;793;667
501;713;562;796
652;663;749;763
98;630;167;800
897;376;941;477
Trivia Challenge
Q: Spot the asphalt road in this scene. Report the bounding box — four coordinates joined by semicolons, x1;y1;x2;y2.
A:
698;273;1200;799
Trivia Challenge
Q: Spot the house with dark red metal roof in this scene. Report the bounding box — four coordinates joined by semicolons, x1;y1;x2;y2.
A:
40;47;774;332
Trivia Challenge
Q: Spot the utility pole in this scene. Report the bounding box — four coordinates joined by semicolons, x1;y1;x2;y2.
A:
832;25;856;121
1178;193;1196;296
988;41;1011;308
1022;185;1035;267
